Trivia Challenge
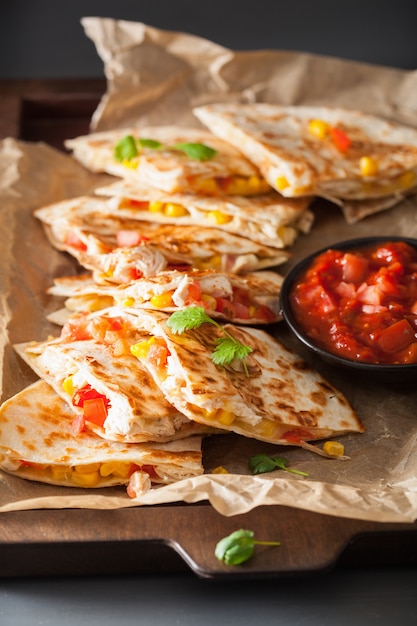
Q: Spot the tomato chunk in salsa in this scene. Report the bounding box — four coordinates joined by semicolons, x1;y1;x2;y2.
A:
289;241;417;365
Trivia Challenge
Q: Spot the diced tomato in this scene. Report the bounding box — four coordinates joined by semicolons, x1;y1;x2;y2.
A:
283;428;314;443
396;342;417;364
147;342;170;369
127;267;144;281
119;198;149;210
117;230;148;247
82;397;108;427
186;281;202;303
376;318;415;354
138;464;158;479
72;384;110;409
335;281;357;299
65;231;87;251
167;263;192;272
357;283;383;306
341;253;369;284
71;414;86;435
60;314;92;342
215;297;236;319
234;302;251;319
329;127;352;152
253;304;276;322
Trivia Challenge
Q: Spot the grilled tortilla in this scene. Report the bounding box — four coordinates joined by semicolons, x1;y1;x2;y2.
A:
48;269;283;325
122;308;365;448
34;196;289;281
95;179;313;249
14;311;217;444
0;380;204;493
65;125;271;196
194;103;417;203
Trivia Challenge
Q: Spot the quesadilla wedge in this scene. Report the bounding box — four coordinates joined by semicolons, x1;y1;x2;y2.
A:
14;310;218;444
95;179;313;249
48;268;284;325
34;196;289;280
122;308;365;449
194;103;417;203
65;125;271;196
0;380;203;493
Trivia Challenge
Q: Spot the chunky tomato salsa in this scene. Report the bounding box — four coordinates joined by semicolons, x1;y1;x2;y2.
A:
289;241;417;365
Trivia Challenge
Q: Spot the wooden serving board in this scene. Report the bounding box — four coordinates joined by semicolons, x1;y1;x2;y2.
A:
1;80;416;579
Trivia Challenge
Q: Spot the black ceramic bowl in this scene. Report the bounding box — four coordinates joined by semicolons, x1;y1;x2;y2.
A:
280;236;417;381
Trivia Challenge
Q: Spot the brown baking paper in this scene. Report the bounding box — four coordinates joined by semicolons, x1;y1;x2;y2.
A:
1;17;417;522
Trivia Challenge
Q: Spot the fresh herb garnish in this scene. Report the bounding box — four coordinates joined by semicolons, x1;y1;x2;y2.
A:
249;453;309;477
171;142;217;161
114;135;217;162
215;529;281;566
137;138;163;150
114;135;138;162
166;307;253;375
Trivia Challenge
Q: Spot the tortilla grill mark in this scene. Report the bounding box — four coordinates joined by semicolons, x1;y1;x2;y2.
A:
16;425;25;435
22;441;36;452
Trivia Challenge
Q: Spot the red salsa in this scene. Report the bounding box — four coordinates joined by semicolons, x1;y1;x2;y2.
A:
289;241;417;365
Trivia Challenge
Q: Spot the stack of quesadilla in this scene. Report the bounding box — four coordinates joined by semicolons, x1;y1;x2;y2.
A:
2;112;371;500
11;305;364;455
193;103;417;220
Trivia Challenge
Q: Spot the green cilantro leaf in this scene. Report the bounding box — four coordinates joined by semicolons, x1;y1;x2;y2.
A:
215;529;281;566
167;307;216;334
171;142;217;161
137;138;163;150
249;453;309;477
113;135;138;162
212;337;253;369
166;306;253;374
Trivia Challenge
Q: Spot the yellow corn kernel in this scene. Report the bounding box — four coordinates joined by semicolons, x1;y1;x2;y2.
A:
164;203;189;218
62;375;74;396
130;336;156;359
197;178;219;193
258;418;276;438
100;461;130;478
122;158;139;169
197;254;222;270
211;466;229;474
248;304;257;317
121;297;135;307
276;176;290;191
323;441;345;457
398;170;416;189
248;175;262;191
148;201;164;213
104;269;114;277
359;156;379;177
74;463;101;474
71;470;101;487
50;465;69;481
308;119;329;139
216;409;236;425
201;293;217;311
225;176;250;195
89;296;114;312
207;210;233;225
149;291;174;308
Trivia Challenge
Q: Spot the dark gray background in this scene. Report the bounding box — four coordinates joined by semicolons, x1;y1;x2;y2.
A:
1;0;417;79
